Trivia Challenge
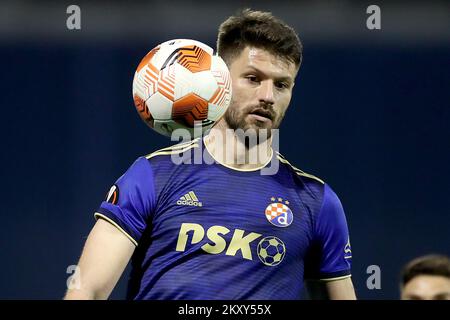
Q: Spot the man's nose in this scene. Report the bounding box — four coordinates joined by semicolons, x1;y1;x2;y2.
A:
257;80;275;105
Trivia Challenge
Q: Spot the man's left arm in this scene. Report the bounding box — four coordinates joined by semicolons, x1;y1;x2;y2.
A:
304;183;356;299
306;277;356;300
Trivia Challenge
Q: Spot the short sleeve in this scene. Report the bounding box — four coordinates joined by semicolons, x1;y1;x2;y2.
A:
94;156;156;246
304;183;352;281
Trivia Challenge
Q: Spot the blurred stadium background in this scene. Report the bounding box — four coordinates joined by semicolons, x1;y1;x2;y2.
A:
0;0;449;299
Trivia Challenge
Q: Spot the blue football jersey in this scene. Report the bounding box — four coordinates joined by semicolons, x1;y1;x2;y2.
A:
95;138;352;300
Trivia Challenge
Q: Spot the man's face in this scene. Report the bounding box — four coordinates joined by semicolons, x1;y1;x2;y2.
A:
401;275;450;300
224;46;298;138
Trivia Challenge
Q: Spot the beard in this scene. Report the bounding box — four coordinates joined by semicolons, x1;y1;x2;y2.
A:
224;99;284;144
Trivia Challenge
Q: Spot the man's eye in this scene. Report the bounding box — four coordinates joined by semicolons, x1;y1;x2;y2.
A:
276;82;289;89
246;76;259;83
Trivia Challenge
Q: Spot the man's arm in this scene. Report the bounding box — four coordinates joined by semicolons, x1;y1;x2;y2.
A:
64;219;136;300
306;277;356;300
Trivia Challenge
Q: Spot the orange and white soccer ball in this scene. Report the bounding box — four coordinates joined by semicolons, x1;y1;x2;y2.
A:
132;39;232;137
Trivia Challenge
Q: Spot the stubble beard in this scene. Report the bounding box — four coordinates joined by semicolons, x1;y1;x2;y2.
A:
224;101;284;146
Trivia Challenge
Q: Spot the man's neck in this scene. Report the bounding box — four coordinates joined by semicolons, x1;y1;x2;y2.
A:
204;119;273;171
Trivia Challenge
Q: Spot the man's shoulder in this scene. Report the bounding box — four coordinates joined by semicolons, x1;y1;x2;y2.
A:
142;138;201;165
276;151;325;189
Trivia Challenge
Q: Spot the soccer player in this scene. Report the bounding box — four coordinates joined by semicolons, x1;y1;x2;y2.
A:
400;254;450;300
65;9;356;300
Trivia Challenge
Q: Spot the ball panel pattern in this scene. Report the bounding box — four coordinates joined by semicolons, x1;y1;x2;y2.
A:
172;93;208;127
133;94;154;128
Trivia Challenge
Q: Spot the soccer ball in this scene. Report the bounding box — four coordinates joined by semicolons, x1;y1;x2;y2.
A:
257;236;286;267
132;39;232;137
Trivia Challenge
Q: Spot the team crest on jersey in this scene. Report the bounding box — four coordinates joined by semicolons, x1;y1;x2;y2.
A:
105;184;119;205
265;197;293;227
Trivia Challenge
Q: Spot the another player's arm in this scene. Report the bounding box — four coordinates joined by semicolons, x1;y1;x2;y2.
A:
64;219;136;300
306;277;356;300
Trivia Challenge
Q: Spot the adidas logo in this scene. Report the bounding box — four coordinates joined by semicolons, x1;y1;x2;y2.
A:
177;191;203;207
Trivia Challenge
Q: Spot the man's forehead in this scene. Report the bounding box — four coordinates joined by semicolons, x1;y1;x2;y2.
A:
235;46;297;77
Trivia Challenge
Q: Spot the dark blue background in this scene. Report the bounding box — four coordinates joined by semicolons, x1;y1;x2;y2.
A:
1;6;449;299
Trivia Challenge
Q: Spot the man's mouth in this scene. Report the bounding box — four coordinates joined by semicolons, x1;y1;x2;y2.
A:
248;108;274;122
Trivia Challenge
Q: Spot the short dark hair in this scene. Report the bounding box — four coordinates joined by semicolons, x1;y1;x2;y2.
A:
401;254;450;287
217;9;303;68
